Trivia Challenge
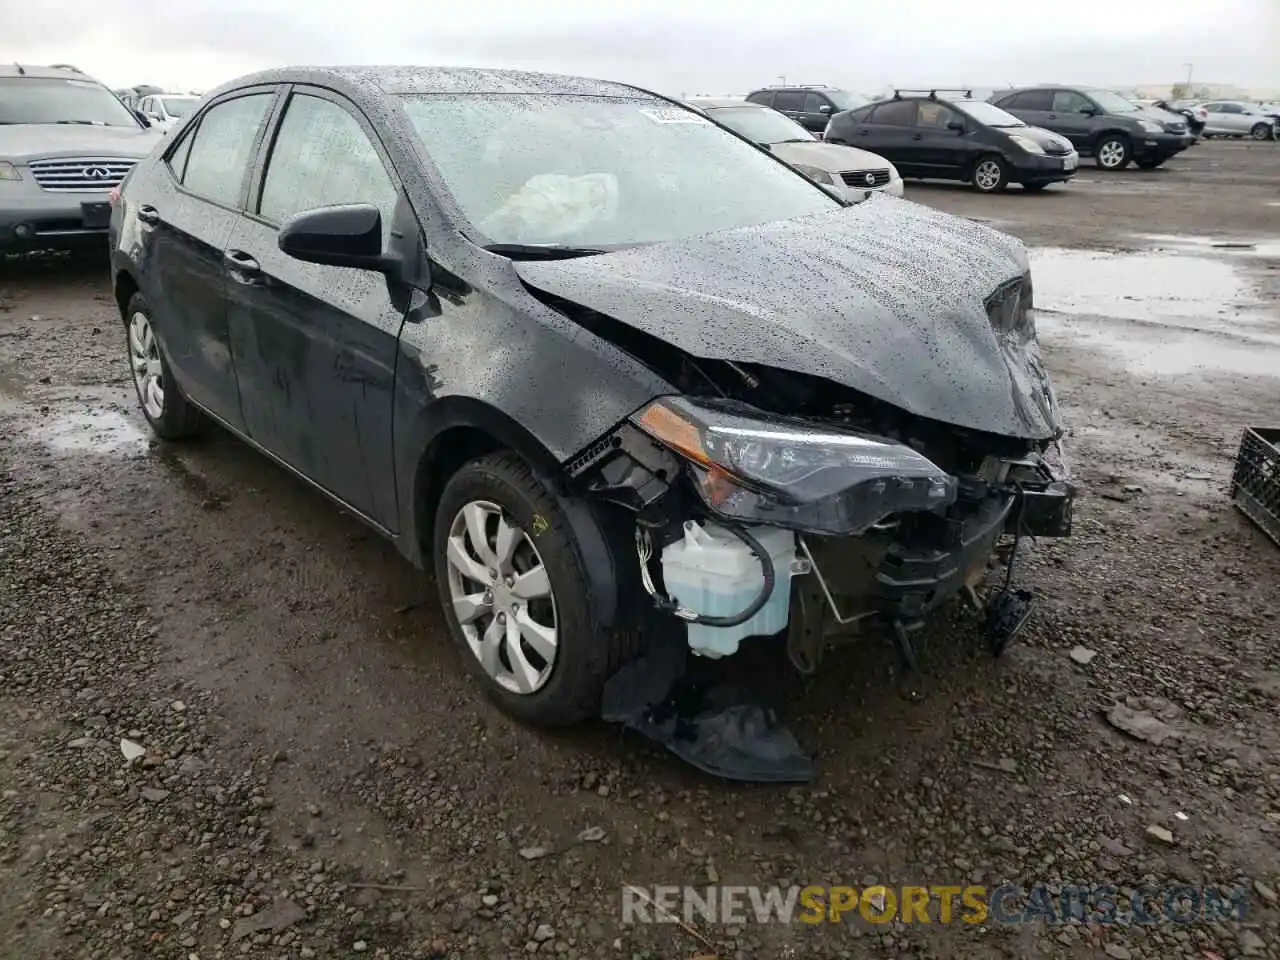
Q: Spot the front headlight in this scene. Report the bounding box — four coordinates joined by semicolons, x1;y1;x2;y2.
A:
1008;135;1044;155
1138;120;1162;133
0;161;21;181
632;397;957;535
792;163;835;185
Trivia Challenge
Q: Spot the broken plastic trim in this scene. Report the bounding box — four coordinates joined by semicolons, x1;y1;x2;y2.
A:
635;523;777;627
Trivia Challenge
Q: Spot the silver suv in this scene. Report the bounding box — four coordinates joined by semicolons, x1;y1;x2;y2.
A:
1;64;161;253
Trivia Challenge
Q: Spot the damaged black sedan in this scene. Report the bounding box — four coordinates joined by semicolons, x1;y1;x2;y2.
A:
110;67;1074;750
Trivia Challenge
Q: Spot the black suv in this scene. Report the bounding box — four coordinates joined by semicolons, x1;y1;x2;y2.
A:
989;86;1192;170
823;90;1079;192
745;85;869;134
109;66;1072;731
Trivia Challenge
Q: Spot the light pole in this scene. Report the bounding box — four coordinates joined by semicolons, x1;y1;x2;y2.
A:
1184;63;1193;88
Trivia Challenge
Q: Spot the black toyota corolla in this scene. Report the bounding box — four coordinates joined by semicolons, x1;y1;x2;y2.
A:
109;66;1074;731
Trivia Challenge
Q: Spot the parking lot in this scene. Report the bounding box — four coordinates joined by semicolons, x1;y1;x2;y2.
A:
2;138;1279;960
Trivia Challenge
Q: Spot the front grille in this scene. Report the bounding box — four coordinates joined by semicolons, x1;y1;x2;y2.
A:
28;157;137;192
840;168;892;188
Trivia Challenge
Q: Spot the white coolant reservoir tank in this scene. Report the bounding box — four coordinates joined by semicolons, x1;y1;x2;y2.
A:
660;520;796;659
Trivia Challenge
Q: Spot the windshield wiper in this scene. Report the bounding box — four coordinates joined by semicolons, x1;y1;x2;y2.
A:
777;138;814;144
55;119;102;125
482;243;609;260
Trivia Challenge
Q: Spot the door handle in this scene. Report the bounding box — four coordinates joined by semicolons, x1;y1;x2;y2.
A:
224;249;261;280
858;129;870;136
136;205;161;225
911;134;923;141
1048;113;1059;119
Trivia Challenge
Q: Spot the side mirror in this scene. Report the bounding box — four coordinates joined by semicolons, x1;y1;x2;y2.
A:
278;203;393;272
947;120;966;133
819;104;832;114
1079;107;1096;116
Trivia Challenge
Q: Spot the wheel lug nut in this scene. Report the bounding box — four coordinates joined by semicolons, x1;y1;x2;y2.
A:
504;576;514;587
497;613;506;624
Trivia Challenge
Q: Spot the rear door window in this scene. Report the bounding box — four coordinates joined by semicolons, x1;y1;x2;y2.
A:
866;100;916;126
773;91;805;112
1011;90;1053;111
179;93;274;207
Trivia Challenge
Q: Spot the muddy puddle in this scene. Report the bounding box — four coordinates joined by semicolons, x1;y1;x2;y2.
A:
1133;233;1280;259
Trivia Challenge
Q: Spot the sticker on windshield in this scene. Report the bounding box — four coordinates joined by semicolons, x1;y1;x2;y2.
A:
639;108;711;125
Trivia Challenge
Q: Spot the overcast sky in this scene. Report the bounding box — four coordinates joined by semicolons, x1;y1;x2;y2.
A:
8;0;1278;96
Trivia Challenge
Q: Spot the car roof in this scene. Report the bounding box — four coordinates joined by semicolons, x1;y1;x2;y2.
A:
205;65;653;101
0;63;105;81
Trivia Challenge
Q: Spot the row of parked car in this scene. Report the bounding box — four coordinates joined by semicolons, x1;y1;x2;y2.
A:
691;81;1233;195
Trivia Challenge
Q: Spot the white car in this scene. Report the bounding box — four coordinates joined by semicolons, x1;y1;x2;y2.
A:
1199;100;1276;140
687;99;905;200
138;94;199;133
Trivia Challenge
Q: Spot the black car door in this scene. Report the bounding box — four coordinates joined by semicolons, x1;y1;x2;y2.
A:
851;100;919;171
221;86;406;527
139;89;277;431
1047;90;1097;150
800;92;835;133
910;101;972;177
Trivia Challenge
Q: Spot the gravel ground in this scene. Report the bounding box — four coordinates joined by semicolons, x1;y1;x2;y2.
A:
2;139;1279;959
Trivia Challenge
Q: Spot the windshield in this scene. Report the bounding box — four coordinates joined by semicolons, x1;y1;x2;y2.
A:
1086;90;1139;114
400;94;838;249
160;96;197;118
0;76;141;126
827;90;868;111
955;101;1025;128
706;106;814;144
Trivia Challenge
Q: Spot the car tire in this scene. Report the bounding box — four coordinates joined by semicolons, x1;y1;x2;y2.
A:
1251;123;1273;141
971;155;1009;193
1135;158;1164;169
123;292;202;440
433;451;626;727
1095;135;1131;171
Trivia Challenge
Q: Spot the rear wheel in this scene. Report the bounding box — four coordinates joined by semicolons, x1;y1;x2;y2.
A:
971;155;1009;193
1251;123;1273;141
433;452;626;727
1095;135;1131;171
124;292;202;440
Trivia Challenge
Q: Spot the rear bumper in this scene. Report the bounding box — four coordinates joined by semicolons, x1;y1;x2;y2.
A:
0;192;114;250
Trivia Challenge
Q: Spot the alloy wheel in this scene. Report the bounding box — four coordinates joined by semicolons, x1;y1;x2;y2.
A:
974;160;1002;191
128;311;164;420
444;500;558;695
1251;124;1272;141
1098;140;1126;169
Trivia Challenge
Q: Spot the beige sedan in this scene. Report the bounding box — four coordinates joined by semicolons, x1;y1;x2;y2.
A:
687;98;905;200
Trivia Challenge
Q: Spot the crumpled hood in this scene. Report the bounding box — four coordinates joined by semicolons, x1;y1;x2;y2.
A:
0;124;161;163
515;198;1060;440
